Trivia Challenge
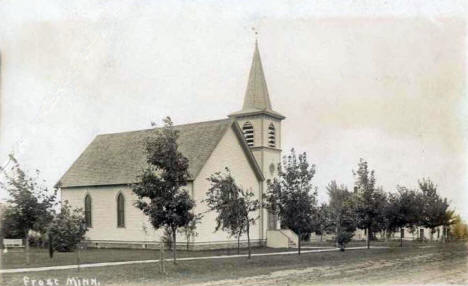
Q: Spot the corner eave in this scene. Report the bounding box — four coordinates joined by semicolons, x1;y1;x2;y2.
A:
228;109;285;120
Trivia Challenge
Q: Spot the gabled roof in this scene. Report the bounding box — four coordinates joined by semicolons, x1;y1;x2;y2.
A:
229;41;285;120
58;119;263;188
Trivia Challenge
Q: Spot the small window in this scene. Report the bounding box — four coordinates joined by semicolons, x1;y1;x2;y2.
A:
117;193;125;228
84;194;92;227
268;123;275;148
242;122;254;147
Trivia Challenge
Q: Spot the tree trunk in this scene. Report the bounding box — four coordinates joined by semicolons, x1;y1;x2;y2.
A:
367;227;371;249
298;233;301;255
48;233;54;258
160;241;165;274
25;232;30;265
76;243;81;272
400;229;403;248
247;223;251;259
335;225;339;248
172;228;177;264
237;232;241;255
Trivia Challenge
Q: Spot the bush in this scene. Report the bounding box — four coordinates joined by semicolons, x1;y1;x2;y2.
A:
1;206;26;239
48;201;88;252
337;231;354;251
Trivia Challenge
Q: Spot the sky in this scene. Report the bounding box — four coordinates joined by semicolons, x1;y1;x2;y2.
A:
0;1;467;220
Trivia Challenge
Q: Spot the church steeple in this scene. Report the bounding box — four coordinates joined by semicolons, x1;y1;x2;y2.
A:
243;40;272;111
229;41;285;120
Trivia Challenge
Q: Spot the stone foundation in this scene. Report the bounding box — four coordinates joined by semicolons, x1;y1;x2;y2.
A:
84;239;267;251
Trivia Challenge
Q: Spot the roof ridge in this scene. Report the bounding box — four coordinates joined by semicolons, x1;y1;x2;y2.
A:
98;118;232;137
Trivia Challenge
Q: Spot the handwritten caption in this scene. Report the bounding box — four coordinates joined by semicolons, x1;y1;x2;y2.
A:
23;276;101;286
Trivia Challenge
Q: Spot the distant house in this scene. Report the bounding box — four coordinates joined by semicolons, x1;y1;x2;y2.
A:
58;42;290;249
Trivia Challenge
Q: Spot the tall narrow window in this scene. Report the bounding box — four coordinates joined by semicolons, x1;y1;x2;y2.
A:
268;123;276;148
84;194;92;227
117;193;125;228
242;122;254;147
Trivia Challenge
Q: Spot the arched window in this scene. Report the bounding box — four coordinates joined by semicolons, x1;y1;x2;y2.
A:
242;122;254;147
117;193;125;228
84;194;92;227
268;123;276;148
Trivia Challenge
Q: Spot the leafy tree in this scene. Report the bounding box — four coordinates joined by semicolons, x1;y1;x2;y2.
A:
450;215;468;240
316;203;334;241
418;178;450;241
132;117;196;264
264;149;318;255
327;181;356;250
352;159;386;249
384;186;421;247
205;168;260;259
48;201;88;252
0;154;57;263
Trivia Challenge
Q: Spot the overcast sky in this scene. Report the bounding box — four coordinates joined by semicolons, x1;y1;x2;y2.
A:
1;1;467;220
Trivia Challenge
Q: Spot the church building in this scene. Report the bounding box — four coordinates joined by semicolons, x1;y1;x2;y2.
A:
58;42;295;249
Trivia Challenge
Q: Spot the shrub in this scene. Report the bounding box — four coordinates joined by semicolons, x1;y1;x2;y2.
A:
337;231;354;251
1;206;26;239
48;201;87;252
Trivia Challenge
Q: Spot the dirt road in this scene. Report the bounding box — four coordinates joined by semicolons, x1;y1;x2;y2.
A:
186;245;468;285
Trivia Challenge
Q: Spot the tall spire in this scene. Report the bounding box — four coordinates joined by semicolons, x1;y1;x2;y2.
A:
229;40;284;120
242;40;272;111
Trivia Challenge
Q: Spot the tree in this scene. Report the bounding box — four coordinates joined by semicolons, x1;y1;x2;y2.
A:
178;214;202;250
450;215;468;240
48;201;88;252
205;168;260;259
0;154;57;264
418;178;450;241
352;159;386;249
383;186;421;247
326;181;356;250
132;117;196;264
316;203;334;242
264;149;318;255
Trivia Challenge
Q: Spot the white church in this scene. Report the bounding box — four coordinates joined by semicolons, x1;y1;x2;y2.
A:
58;42;299;249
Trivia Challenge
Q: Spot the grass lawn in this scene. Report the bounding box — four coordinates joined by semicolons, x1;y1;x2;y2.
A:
1;241;466;286
0;239;420;270
0;245;306;269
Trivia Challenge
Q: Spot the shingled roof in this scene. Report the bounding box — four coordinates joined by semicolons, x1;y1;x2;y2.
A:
58;119;263;188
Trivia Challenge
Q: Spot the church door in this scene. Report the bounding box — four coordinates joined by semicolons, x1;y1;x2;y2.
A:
268;211;277;230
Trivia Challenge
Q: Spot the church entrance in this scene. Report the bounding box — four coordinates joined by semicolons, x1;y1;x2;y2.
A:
267;211;278;230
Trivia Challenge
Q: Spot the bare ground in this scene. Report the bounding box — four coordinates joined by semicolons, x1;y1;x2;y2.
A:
182;244;468;286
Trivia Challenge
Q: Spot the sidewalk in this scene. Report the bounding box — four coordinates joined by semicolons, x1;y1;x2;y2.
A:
0;246;388;274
